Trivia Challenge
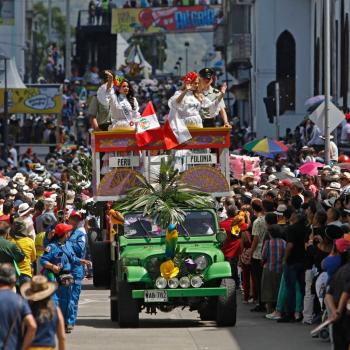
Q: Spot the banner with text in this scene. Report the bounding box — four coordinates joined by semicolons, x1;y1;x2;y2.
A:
111;5;222;34
0;84;62;114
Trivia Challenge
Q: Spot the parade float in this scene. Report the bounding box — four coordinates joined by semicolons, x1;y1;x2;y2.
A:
90;127;237;328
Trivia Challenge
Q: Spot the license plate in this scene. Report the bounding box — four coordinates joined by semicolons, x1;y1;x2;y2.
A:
144;290;168;303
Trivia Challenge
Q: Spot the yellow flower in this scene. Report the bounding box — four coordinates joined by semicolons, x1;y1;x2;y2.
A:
160;260;179;280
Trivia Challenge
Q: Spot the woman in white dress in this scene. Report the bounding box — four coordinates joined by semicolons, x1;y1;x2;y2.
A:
97;71;140;130
97;71;141;173
168;71;227;170
168;71;227;128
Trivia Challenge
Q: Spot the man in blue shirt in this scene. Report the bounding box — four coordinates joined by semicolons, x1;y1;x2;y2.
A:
66;211;87;332
0;263;37;349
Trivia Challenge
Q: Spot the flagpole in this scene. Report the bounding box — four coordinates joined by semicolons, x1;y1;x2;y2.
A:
324;0;331;165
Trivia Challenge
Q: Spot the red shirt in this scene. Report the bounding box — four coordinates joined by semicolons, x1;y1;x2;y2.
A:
220;218;241;259
0;214;10;224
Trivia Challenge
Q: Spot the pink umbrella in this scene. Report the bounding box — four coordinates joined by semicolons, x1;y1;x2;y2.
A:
299;162;324;176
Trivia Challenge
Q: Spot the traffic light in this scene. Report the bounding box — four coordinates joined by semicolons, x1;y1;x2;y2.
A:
263;97;275;124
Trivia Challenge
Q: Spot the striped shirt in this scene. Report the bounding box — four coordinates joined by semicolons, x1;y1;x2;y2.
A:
262;238;286;273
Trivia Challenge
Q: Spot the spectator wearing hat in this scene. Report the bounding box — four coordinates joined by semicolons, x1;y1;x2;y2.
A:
0;263;37;350
18;203;35;240
21;275;66;350
0;221;25;265
66;211;87;331
36;198;57;234
40;223;90;333
198;68;230;128
10;219;36;286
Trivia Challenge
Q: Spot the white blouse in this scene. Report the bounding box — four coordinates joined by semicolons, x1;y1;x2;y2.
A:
168;91;221;128
97;83;139;129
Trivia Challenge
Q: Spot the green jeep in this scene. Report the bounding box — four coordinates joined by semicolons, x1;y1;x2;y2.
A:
107;208;237;328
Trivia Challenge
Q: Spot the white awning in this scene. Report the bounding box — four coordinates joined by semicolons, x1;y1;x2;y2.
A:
0;57;26;89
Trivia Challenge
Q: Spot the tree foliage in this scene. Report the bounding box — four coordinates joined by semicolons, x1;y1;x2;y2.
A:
117;158;214;229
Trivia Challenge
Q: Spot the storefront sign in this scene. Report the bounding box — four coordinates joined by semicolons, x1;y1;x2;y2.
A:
186;153;217;165
111;5;222;34
109;156;140;168
0;84;62;114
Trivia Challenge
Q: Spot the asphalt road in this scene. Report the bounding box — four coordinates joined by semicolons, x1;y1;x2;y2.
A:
68;282;329;350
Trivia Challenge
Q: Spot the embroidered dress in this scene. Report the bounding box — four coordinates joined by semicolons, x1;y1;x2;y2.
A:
168;91;222;128
97;84;140;174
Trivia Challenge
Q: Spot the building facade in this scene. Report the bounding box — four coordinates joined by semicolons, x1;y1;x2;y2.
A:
217;0;314;138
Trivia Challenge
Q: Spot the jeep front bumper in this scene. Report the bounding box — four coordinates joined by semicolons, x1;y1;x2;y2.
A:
132;287;227;299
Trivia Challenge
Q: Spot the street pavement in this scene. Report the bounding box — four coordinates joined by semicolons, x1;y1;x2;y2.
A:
68;282;329;350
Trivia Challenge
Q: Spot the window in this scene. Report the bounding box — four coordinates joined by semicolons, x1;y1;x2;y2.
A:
276;30;296;111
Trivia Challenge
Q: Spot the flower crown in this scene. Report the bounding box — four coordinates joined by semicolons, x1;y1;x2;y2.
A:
113;75;124;88
181;71;198;84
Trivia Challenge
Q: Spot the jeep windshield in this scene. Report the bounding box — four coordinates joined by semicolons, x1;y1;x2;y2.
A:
124;211;216;238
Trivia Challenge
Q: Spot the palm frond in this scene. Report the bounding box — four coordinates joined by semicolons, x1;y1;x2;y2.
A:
117;156;213;228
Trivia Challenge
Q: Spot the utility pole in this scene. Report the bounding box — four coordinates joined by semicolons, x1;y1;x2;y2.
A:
275;81;280;140
1;56;9;161
65;0;71;79
48;0;52;43
324;0;331;165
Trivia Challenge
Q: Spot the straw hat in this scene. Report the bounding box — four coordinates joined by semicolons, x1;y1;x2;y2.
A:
18;203;33;217
20;276;57;301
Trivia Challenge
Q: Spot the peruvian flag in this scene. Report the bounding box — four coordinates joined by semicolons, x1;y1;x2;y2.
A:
163;108;192;149
135;102;163;147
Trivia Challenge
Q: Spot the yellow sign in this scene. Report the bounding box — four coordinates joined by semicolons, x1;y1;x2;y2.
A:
0;85;62;114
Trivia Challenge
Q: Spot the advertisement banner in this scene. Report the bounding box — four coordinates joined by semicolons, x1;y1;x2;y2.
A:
0;0;14;26
111;5;222;34
0;84;62;114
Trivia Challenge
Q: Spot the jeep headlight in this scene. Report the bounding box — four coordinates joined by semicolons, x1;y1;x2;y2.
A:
168;278;179;289
194;255;208;270
155;277;167;289
179;276;190;288
191;276;204;288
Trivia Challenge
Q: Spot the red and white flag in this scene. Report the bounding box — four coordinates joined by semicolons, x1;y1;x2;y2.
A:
135;102;163;147
163;108;192;149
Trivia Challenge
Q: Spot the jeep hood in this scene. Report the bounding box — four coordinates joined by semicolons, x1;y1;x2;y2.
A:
120;243;224;262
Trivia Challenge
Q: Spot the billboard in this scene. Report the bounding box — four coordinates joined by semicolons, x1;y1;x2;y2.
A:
111;5;222;34
0;84;62;114
0;0;14;26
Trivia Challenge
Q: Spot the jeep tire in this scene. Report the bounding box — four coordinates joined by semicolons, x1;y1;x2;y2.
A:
216;278;237;327
110;272;118;322
117;281;139;327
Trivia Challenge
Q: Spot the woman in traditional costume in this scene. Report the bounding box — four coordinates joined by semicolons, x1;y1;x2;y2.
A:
97;71;141;173
168;71;227;128
97;70;140;130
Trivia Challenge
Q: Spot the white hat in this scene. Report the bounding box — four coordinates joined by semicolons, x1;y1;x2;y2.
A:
22;185;30;192
274;204;287;216
241;172;255;182
78;180;91;190
35;176;44;183
50;184;60;190
18;203;33;217
72;158;80;166
9;189;17;195
340;172;350;180
44;198;55;208
43;179;52;188
282;167;295;178
34;164;45;172
267;174;278;183
24;192;34;200
13;173;26;186
326;182;341;191
66;190;75;204
50;193;58;201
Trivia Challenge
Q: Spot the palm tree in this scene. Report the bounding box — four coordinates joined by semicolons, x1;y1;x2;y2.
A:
118;158;214;229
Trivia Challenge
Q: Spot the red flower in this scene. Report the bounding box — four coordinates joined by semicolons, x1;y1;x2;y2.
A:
181;71;198;84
